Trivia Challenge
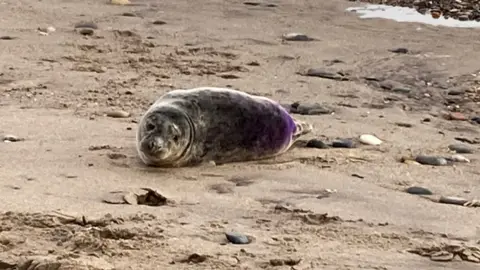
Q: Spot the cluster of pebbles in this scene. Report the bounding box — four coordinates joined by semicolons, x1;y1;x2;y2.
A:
352;0;480;21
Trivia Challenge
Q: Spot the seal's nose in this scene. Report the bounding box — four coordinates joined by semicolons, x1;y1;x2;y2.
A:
143;137;164;153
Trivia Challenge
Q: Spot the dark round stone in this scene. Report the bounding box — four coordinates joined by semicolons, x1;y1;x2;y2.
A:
331;139;355;148
405;186;433;195
225;232;250;244
415;155;447;166
306;139;329;149
472;116;480;124
448;144;474;154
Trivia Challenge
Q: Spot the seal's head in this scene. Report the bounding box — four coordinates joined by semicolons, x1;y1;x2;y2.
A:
137;106;193;167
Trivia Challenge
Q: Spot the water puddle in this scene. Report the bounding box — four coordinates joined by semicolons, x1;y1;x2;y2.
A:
346;4;480;28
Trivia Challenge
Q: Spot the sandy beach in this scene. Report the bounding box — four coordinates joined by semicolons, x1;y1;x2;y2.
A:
0;0;479;269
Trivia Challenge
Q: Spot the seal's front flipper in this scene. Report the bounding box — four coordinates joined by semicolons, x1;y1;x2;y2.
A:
292;119;313;140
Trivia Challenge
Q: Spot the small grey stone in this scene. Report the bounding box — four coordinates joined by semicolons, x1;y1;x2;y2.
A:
74;21;98;29
0;36;16;40
152;20;166;25
415;155;448;166
331;139;355;148
392;87;411;94
304;68;348;81
225;232;250;244
389;48;408;54
379;80;406;91
306;139;329;149
121;12;137;17
448;144;474;154
290;102;333;115
439;196;469;206
405;186;433;195
447;88;466;95
471;116;480;124
282;33;315;41
78;28;94;36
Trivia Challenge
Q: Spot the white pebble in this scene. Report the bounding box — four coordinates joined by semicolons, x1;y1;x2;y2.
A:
47;26;56;33
450;154;470;163
359;134;382;146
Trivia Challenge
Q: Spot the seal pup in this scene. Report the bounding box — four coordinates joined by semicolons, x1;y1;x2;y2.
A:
136;87;313;167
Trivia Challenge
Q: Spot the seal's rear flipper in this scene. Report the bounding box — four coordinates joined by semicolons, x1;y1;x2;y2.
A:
293;119;313;140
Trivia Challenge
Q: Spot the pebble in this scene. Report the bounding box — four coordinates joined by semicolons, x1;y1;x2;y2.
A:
306;139;329;149
0;36;16;40
448;144;474;154
439;196;469;206
121;12;137;17
76;28;94;36
74;21;98;29
403;159;421;165
331;139;355;148
415;155;448;166
472;116;480;124
225;232;250;244
448;154;470;163
282;33;314;41
2;135;23;142
38;26;56;34
405;186;433;195
304;68;348;81
388;48;408;54
444;112;467;121
447;88;466;96
289;102;333;115
359;134;382;146
152;20;167;25
111;0;130;5
394;122;413;128
106;110;130;118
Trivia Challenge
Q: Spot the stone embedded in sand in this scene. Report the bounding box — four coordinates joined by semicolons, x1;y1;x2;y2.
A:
448;143;474;154
331;139;355;148
152;20;167;25
225;231;251;244
444;112;467;121
74;21;98;29
359;134;382;145
415;155;448;166
2;134;24;142
78;28;94;36
394;122;413;128
303;67;349;81
0;36;16;40
405;186;433;195
282;33;314;41
111;0;130;5
106;110;130;118
403;159;421;165
389;47;408;54
121;12;137;17
289;101;334;115
439;196;469;206
448;154;470;163
306;139;329;149
472;116;480;124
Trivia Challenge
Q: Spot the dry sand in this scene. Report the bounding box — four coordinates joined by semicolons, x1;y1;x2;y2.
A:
1;0;479;269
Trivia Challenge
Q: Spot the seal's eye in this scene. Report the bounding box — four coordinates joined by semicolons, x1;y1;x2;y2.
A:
146;123;155;131
172;135;179;143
